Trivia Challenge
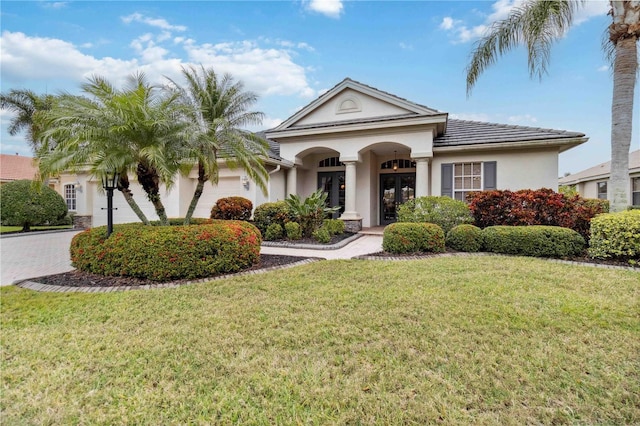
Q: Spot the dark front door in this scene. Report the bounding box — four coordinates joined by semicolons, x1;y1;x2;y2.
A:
380;173;416;225
318;172;345;219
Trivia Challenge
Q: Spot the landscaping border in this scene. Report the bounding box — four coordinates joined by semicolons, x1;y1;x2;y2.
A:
261;232;362;250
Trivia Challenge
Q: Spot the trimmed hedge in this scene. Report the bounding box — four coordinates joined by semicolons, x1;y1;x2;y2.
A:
210;197;253;221
0;180;68;231
468;188;608;239
253;201;292;235
482;225;585;258
312;227;331;243
588;210;640;261
285;222;302;240
70;220;261;281
397;196;473;235
265;223;283;241
446;224;483;252
383;222;445;254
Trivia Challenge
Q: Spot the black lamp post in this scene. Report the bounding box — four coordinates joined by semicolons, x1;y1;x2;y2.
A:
101;170;119;238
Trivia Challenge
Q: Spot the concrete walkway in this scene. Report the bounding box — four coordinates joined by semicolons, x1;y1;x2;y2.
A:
0;230;383;286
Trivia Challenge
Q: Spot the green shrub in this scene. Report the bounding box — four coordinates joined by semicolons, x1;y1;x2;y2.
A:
383;222;445;254
323;219;345;236
284;222;302;240
265;223;283;241
312;227;331;244
0;180;67;231
210;197;253;221
155;218;213;226
285;189;340;237
482;226;585;258
70;220;261;281
397;196;473;235
446;224;483;252
253;201;292;235
588;210;640;262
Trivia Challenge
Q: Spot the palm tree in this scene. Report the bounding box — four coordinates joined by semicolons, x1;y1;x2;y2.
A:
166;65;269;225
0;89;55;152
466;0;638;212
38;73;188;225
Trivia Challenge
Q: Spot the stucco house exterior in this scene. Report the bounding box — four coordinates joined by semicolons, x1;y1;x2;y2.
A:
53;78;588;230
559;149;640;207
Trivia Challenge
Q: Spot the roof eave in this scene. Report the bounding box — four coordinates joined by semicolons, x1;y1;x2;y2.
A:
433;136;589;153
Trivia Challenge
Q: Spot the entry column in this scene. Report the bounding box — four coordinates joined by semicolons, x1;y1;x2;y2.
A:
286;166;297;196
339;161;362;232
415;158;430;198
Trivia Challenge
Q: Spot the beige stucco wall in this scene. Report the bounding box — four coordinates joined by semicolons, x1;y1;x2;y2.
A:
431;148;559;195
575;171;640;201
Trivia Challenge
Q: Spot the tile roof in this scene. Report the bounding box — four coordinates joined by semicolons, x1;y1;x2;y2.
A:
0;154;38;182
559;149;640;185
434;119;585;147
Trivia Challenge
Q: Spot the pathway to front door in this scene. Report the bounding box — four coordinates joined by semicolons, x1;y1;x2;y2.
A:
380;173;416;225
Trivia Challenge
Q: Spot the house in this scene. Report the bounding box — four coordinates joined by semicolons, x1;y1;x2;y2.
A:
559;149;640;206
0;154;38;184
53;78;588;230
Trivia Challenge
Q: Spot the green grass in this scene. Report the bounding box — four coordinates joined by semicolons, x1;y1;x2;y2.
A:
0;225;72;234
1;256;638;425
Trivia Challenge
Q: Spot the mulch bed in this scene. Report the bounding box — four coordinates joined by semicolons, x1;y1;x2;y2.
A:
32;254;312;288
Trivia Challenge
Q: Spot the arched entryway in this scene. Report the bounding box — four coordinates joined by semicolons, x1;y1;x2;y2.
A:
379;158;416;225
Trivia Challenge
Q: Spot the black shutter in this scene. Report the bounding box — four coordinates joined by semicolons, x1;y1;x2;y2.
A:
441;163;453;197
483;161;497;190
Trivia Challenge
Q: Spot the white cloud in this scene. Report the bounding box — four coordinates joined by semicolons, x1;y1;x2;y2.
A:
0;30;315;99
574;1;609;25
306;0;343;19
399;42;413;51
597;65;609;72
450;113;492;122
42;2;68;9
508;114;538;124
121;13;187;32
439;17;457;30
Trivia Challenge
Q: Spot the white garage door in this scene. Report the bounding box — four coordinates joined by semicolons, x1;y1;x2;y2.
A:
193;177;242;219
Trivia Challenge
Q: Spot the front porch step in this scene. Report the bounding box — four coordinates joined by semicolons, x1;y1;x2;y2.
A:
359;226;386;236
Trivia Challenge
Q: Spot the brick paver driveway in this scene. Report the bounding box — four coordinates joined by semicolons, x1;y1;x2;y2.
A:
0;231;81;286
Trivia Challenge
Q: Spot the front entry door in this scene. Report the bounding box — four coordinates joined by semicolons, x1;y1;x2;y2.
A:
380;173;416;225
318;172;345;219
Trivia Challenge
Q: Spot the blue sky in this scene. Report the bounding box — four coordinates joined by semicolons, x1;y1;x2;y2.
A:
1;0;637;174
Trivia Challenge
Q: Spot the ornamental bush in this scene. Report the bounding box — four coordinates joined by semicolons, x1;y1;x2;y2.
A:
588;210;640;262
481;225;585;258
467;188;608;239
0;180;68;231
446;224;483;252
210;197;253;221
253;201;292;235
312;227;331;244
264;223;283;241
70;220;261;281
323;219;345;236
397;196;473;235
285;221;302;240
383;222;445;254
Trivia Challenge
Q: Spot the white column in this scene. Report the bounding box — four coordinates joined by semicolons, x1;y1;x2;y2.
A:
286;166;297;196
340;161;361;220
415;158;430;197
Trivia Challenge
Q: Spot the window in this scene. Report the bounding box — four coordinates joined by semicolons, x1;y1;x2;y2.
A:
453;162;482;201
318;157;343;168
381;159;415;170
633;177;640;206
64;184;76;211
597;181;607;200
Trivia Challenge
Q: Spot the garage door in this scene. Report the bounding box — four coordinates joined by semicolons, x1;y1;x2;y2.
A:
193;177;242;219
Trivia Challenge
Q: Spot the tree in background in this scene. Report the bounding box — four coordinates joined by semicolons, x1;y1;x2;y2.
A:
38;73;189;226
0;180;67;232
0;89;56;153
466;0;638;212
167;66;269;225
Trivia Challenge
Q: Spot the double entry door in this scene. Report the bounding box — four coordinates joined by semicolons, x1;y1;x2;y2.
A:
318;171;345;219
380;173;416;225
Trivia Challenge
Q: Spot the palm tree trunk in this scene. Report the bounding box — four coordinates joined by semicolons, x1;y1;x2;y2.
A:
609;1;639;212
137;162;169;226
118;174;150;225
184;162;209;225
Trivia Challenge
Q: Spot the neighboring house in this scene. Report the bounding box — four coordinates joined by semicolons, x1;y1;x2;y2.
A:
559;149;640;207
0;154;38;184
55;78;588;230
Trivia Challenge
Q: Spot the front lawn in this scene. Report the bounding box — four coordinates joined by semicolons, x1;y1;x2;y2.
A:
1;257;638;424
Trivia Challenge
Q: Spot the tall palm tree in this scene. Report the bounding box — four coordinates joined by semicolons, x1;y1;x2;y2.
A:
166;65;269;225
466;0;639;212
0;89;55;152
38;73;188;225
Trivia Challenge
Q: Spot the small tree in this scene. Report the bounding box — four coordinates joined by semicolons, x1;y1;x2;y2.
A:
0;180;67;231
285;189;340;237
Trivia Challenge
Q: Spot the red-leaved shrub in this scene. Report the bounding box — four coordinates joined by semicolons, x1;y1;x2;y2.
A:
210;197;253;221
467;188;608;239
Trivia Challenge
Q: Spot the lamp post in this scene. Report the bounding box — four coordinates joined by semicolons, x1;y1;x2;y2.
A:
101;170;119;238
